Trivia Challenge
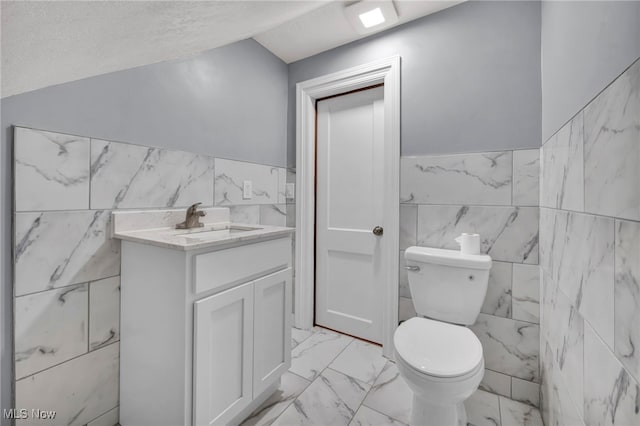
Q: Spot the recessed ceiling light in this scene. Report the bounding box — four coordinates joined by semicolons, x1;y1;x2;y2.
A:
359;7;385;28
344;1;399;34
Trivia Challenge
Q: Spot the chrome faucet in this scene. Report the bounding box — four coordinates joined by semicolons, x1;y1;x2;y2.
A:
176;202;207;229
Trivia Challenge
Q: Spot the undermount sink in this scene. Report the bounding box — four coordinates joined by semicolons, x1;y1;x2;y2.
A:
177;225;263;240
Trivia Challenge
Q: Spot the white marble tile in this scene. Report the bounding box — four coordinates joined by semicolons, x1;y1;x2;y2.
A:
242;372;310;426
260;204;287;227
16;342;119;426
615;219;640;382
542;288;584;418
584;323;640;426
540;113;584;212
470;313;539;381
538;208;562;283
89;276;120;351
291;327;314;349
464;389;501;426
400;152;512;205
417;205;539;264
584;58;640;221
15;284;88;379
541;208;615;347
274;368;370;426
399;205;417;250
215;158;279;205
362;362;413;425
540;341;585;426
481;260;512;318
499;396;543;426
15;211;120;297
399;252;411;299
398;297;416;323
479;369;511;398
14;127;90;212
230;205;260;224
329;339;387;385
289;328;353;381
557;212;615;348
90;139;214;209
349;405;406;426
511;377;540;408
512;264;540;323
277;168;287;204
513;149;540;207
86;407;119;426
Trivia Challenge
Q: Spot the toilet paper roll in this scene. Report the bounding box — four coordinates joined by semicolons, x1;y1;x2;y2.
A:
454;233;481;255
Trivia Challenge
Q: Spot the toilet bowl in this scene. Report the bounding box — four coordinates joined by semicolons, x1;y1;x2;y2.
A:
394;317;484;426
395;245;492;426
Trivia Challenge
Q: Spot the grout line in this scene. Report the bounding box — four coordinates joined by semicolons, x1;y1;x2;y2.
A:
86;281;91;353
277;334;356;423
249;372;313;424
360;403;409;425
83;405;118;426
14;274;121;299
539;206;640;225
402;202;540;208
324;343;394;426
290;326;318;349
15;340;119;382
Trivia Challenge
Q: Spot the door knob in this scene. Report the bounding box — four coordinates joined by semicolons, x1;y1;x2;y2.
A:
372;226;384;236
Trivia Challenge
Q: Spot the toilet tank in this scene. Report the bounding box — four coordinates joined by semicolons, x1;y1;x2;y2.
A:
404;246;492;325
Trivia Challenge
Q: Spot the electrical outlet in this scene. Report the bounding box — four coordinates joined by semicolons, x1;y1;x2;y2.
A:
285;183;295;199
242;180;252;199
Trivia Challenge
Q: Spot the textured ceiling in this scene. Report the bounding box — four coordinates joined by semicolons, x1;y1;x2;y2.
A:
1;0;463;98
0;0;329;97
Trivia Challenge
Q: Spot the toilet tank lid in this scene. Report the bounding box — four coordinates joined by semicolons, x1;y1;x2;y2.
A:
405;246;492;270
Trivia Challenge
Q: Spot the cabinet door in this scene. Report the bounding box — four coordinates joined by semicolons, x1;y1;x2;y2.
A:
194;282;253;426
253;268;292;395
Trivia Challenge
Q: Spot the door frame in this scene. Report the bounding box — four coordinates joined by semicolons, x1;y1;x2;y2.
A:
294;56;400;357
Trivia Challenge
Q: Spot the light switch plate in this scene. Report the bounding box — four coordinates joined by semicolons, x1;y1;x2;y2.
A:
285;183;295;199
242;180;252;199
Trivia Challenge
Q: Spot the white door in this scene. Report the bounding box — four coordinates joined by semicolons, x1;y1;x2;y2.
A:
315;86;385;343
253;268;292;395
193;282;253;426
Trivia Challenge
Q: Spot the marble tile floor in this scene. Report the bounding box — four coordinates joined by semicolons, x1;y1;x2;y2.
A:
242;326;543;426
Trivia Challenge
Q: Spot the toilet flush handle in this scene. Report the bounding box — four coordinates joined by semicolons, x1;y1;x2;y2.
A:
404;265;420;272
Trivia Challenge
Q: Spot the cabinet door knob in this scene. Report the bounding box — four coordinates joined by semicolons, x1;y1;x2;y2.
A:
373;226;384;236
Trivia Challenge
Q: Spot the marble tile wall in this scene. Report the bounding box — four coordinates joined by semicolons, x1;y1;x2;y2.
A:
399;148;541;407
12;127;291;425
540;57;640;426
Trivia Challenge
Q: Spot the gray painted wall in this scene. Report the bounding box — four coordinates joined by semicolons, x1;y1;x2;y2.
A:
0;38;288;418
541;1;640;142
287;0;542;166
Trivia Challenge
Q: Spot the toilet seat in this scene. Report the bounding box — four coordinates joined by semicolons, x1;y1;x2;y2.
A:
394;317;483;378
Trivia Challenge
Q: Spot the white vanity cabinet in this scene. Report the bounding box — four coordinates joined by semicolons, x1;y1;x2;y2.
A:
119;234;293;426
193;268;291;426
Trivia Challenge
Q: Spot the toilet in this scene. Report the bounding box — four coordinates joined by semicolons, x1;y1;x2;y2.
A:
394;246;492;426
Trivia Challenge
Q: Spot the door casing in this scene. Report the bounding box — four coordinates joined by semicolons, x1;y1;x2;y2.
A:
294;56;400;358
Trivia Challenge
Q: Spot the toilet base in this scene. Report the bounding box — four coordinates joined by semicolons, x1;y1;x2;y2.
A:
410;394;467;426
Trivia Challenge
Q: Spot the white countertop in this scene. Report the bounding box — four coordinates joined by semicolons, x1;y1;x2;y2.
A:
113;222;293;251
111;207;293;251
